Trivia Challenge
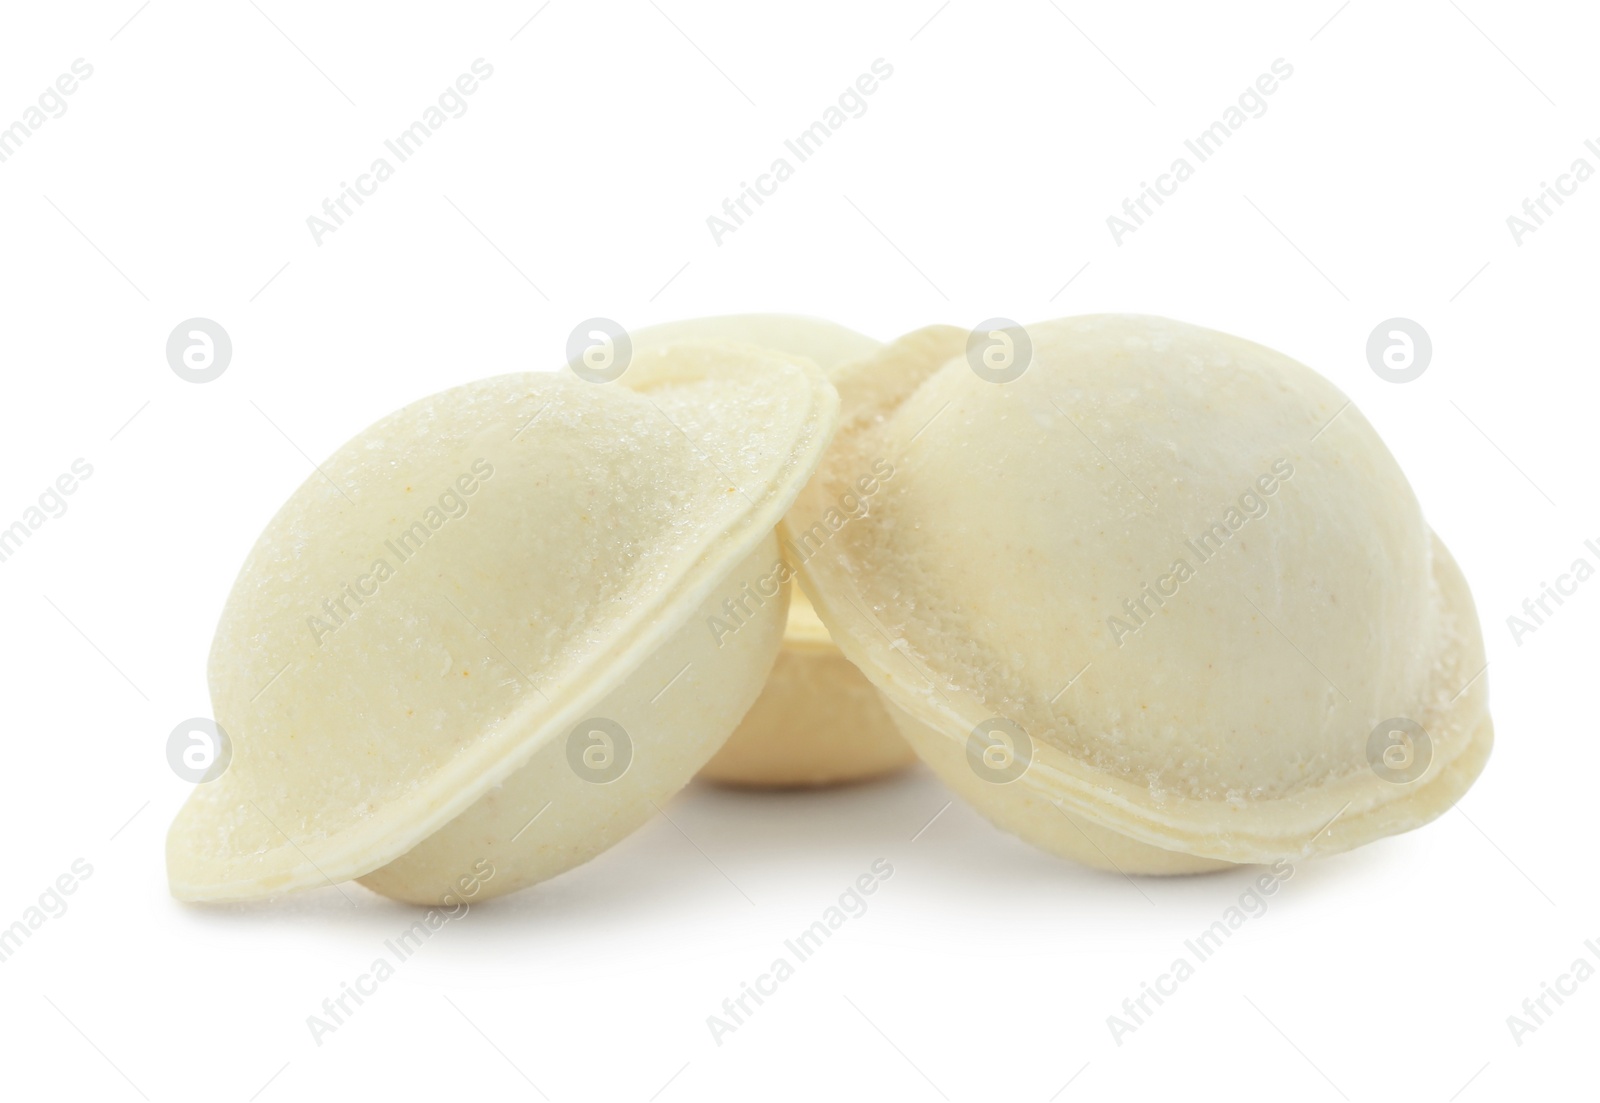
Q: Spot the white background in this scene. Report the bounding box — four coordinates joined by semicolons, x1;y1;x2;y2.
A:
0;2;1594;1100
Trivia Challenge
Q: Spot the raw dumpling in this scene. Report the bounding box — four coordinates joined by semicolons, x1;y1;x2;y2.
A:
168;341;837;903
784;316;1492;873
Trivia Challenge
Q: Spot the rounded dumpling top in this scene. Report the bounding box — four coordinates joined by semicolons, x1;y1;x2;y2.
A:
633;313;880;376
784;315;1490;862
168;343;838;900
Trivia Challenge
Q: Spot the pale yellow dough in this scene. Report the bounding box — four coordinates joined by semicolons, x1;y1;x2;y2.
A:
782;316;1492;873
167;342;838;904
634;315;916;788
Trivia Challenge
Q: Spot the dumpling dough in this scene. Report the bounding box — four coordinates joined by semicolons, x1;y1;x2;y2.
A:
167;342;837;904
696;585;911;787
634;315;916;787
784;316;1492;872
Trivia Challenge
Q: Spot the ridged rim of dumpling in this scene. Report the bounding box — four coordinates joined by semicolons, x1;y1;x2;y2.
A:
168;342;838;901
784;321;1492;864
632;315;881;666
